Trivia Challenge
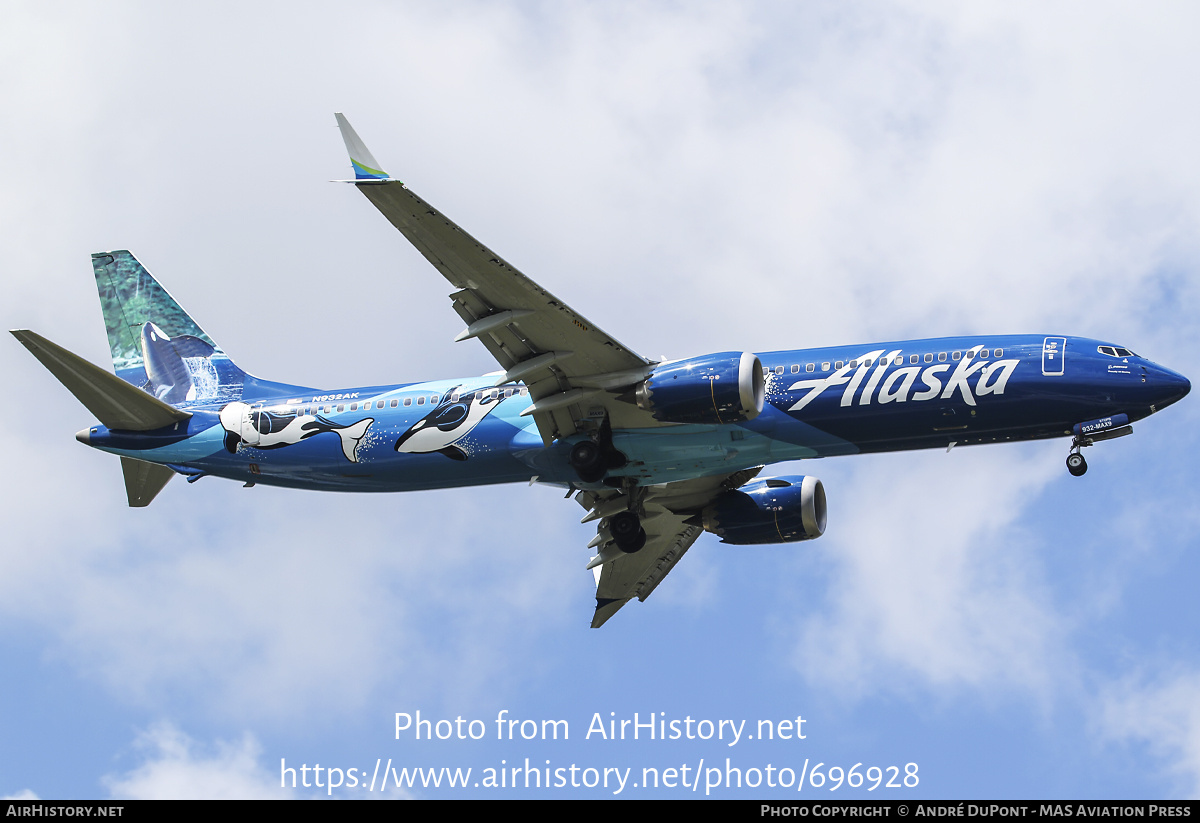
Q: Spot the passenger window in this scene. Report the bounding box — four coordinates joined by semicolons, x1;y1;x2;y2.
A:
377;400;384;409
450;392;461;402
938;352;947;362
995;348;1004;358
504;388;513;397
952;351;961;361
775;366;784;375
431;395;439;404
806;363;815;373
924;353;933;363
403;397;412;407
389;399;398;408
835;361;844;369
849;360;858;369
519;387;528;396
417;396;425;405
350;403;358;411
791;364;799;374
821;362;830;371
337;404;344;412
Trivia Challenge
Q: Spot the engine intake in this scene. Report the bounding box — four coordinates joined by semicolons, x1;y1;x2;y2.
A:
702;475;827;544
635;351;764;425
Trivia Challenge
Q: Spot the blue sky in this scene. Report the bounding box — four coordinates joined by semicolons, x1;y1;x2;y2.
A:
2;2;1199;799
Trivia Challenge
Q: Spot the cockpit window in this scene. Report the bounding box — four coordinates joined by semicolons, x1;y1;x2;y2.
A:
1098;345;1136;357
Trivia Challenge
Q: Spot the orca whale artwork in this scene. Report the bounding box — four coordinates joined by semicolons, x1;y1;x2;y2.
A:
12;114;1191;627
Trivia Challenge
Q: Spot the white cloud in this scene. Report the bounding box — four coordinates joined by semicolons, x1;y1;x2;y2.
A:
102;722;418;799
1099;671;1200;798
791;447;1068;697
103;723;285;800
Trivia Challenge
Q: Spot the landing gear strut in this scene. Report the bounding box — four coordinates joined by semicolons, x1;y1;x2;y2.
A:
1063;419;1134;477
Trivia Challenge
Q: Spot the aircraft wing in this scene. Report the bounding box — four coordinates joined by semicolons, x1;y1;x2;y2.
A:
335;113;660;444
575;467;762;627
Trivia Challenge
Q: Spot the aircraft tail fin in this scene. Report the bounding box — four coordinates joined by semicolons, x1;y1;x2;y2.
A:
91;250;247;405
334;113;391;181
120;456;175;507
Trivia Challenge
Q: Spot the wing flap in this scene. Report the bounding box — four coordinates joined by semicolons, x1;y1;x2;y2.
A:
590;520;704;628
578;468;764;627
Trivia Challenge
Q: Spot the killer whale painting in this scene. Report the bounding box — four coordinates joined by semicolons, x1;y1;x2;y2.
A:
92;251;245;404
394;385;507;460
219;401;374;463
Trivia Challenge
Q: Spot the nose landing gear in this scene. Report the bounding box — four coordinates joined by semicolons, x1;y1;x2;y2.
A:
1065;417;1135;477
1066;449;1087;477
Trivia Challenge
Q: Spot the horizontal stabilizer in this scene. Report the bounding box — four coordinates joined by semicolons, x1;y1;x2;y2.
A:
11;330;191;431
120;456;175;507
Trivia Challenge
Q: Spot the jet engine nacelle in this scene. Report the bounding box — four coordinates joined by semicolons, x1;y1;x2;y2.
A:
634;351;765;425
702;475;827;544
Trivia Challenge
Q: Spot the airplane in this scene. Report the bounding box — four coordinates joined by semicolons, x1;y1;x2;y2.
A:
12;114;1191;627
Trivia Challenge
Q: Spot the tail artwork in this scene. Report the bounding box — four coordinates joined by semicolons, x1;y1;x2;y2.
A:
12;251;256;507
92;251;246;404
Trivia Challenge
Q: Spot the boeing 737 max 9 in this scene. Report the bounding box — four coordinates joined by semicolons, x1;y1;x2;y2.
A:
12;114;1192;627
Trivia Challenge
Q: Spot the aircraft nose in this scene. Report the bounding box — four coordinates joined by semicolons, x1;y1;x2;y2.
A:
75;427;92;444
1148;363;1190;410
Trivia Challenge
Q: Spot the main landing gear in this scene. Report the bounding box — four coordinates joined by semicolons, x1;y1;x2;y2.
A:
609;510;646;553
568;415;627;484
569;439;607;483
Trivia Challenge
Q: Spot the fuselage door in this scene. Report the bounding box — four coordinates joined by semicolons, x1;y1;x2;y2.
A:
1042;337;1066;376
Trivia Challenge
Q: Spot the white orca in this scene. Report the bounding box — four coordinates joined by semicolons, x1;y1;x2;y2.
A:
219;401;373;463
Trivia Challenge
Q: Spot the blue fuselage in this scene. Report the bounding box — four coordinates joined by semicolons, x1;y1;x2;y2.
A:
77;335;1191;492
